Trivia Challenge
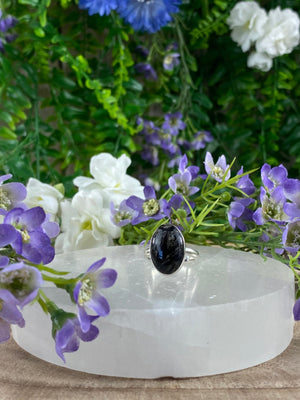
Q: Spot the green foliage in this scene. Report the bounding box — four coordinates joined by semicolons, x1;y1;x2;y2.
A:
0;0;300;192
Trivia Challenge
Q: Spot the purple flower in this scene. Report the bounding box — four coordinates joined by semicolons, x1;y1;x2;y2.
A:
253;186;288;225
236;167;256;196
293;298;300;321
0;14;17;33
117;0;182;33
162;112;186;136
73;258;117;333
168;170;199;197
0;289;25;343
282;220;300;255
178;154;199;179
0;174;27;215
126;186;168;225
78;0;118;16
283;179;300;219
110;200;137;227
204;152;231;182
163;52;180;71
187;131;213;150
0;262;43;307
227;198;254;231
261;163;288;192
4;207;56;264
0;11;18;52
135;63;157;81
55;315;99;362
141;146;160;166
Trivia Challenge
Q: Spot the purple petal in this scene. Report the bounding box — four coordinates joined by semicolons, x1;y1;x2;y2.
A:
77;323;99;342
42;220;60;238
73;281;81;303
293;298;300;321
3;182;27;204
144;185;156;200
89;292;110;317
0;319;11;343
86;258;106;274
0;174;12;184
179;154;188;173
284;179;300;205
78;306;91;333
168;176;177;192
126;196;144;211
20;207;46;230
253;208;264;225
284;203;300;219
97;268;117;289
0;224;18;246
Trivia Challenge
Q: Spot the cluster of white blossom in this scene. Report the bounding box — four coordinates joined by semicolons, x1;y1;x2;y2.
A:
25;153;144;253
227;1;300;71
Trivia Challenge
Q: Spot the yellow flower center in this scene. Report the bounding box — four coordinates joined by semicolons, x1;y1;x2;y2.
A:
142;199;160;216
78;278;94;306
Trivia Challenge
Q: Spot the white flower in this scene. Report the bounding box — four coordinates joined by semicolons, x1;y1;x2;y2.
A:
247;51;273;72
24;178;64;221
73;153;144;207
227;1;267;52
55;190;121;253
256;7;300;58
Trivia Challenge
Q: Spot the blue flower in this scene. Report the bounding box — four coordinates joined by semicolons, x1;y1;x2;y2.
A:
79;0;118;16
117;0;182;33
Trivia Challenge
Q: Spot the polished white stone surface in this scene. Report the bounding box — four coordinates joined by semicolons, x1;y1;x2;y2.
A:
12;245;295;378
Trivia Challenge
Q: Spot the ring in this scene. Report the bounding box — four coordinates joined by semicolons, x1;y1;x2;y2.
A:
146;223;199;275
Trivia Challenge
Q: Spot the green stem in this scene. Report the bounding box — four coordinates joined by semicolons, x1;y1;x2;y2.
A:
201;0;209;18
42;274;78;286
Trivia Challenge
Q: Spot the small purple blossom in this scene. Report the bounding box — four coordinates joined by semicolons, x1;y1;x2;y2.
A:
110;200;137;227
236;167;256;196
78;0;118;16
283;179;300;219
135;63;158;81
228;198;254;231
293;298;300;321
55;315;99;362
0;262;43;307
178;154;199;180
73;258;117;333
261;163;288;192
204;152;231;182
186;131;213;151
4;207;57;264
253;186;288;225
163;52;180;71
162;112;186;136
126;186;168;225
168;171;199;197
0;11;18;52
282;220;300;255
0;289;25;343
0;174;27;216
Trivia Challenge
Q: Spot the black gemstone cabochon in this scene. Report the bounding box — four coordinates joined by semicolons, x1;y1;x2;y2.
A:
150;224;185;274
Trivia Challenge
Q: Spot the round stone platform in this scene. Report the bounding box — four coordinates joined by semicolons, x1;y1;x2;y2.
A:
12;245;295;378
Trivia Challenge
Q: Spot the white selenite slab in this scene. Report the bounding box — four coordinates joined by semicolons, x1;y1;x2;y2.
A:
12;245;295;379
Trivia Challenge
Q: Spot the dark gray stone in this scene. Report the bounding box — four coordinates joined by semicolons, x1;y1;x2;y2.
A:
150;223;185;274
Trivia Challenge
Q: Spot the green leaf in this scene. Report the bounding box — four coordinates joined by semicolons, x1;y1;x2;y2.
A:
0;127;17;140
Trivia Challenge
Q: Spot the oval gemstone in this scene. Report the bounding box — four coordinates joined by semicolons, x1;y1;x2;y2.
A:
150;223;185;274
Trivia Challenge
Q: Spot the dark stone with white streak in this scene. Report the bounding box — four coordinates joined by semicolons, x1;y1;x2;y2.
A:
150;223;185;274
